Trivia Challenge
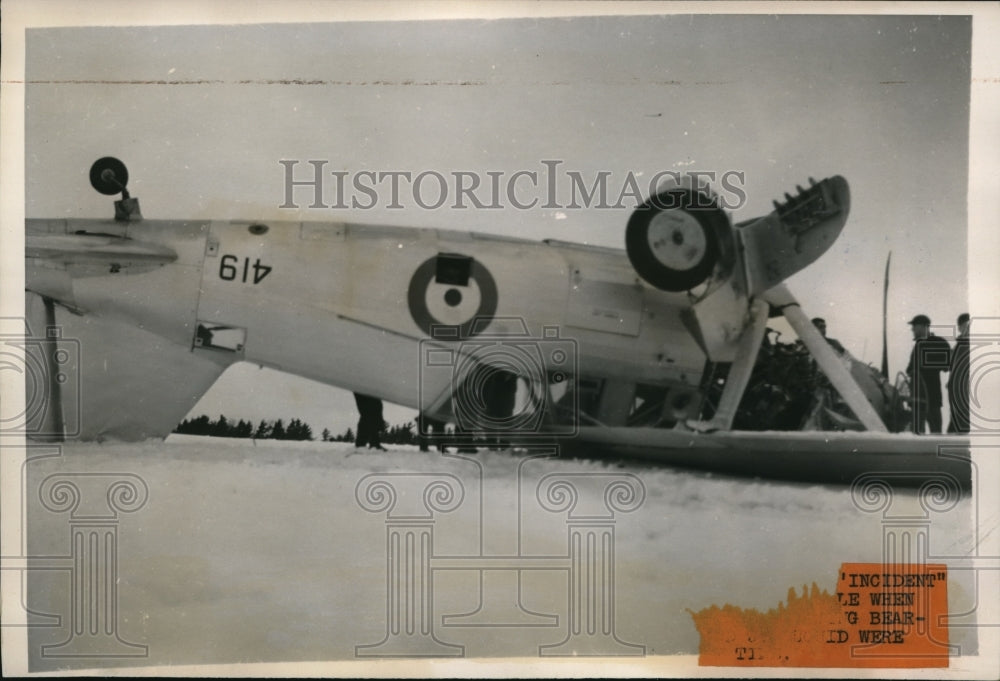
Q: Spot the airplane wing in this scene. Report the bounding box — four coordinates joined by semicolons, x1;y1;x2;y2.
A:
567;425;972;490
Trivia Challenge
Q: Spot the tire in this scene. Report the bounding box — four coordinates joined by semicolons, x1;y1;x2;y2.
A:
625;188;725;291
89;157;129;195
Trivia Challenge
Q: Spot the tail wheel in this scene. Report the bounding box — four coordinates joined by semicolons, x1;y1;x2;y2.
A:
625;187;726;292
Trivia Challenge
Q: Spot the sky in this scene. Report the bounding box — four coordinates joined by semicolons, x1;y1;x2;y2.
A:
19;11;978;436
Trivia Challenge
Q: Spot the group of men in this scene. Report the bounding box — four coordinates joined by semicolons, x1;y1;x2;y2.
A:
353;366;521;452
417;368;520;453
907;313;971;434
812;313;971;434
353;314;970;447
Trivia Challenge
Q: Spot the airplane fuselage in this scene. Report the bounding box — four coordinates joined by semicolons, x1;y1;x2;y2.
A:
27;217;730;426
24;170;972;490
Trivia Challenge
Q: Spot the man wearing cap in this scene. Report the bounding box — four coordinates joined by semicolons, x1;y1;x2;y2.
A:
811;317;846;355
947;313;971;433
906;315;951;434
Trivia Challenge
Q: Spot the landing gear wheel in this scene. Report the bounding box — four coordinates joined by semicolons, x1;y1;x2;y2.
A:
625;188;725;291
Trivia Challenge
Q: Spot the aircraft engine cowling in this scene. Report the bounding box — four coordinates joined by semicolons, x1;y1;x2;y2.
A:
625;186;732;292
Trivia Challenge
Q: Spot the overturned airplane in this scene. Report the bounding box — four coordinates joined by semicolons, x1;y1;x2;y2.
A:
22;157;970;487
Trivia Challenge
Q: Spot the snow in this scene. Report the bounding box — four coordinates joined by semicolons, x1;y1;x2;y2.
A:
21;435;977;672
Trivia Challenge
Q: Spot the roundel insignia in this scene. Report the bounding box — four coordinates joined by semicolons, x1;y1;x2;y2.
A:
408;254;498;339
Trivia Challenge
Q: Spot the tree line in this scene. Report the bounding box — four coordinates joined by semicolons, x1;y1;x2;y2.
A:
174;415;314;440
173;414;421;444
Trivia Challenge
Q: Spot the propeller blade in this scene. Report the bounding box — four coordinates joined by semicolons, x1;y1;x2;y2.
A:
881;251;891;379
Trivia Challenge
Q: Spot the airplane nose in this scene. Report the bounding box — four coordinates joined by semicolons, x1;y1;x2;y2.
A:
738;175;852;296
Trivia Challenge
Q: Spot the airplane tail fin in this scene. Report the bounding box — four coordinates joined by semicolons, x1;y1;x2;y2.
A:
22;292;230;441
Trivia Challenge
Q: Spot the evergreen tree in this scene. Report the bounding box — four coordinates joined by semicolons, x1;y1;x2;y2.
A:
174;415;212;435
191;414;211;435
235;419;254;438
290;418;308;440
212;414;230;437
383;420;415;445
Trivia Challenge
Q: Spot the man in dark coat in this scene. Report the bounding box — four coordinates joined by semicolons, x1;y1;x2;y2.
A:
947;313;971;433
482;368;518;450
906;315;951;434
353;392;386;450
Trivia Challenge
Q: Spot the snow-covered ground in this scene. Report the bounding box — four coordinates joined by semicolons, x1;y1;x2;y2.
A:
19;435;978;672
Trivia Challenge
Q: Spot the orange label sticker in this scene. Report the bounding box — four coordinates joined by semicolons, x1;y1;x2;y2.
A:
689;563;949;667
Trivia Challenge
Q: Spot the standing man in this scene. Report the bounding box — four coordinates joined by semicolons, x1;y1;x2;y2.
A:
482;368;519;450
353;392;387;450
906;315;951;434
947;313;971;433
